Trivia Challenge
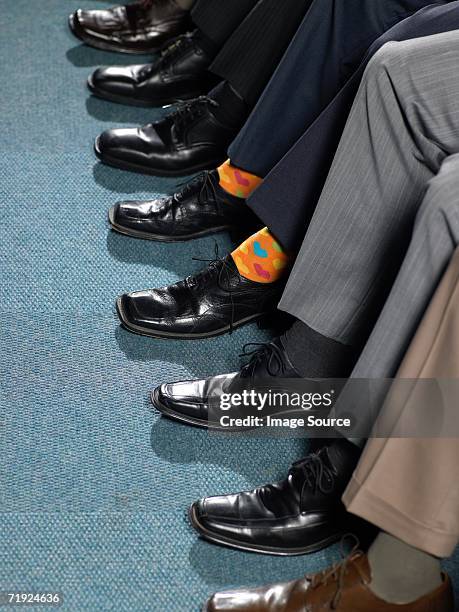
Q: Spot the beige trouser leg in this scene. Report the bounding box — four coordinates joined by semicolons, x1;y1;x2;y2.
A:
343;248;459;558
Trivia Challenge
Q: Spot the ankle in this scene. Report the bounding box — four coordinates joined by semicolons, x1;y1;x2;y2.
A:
231;228;291;284
209;81;249;128
192;28;219;57
217;160;263;199
368;533;443;604
282;320;357;378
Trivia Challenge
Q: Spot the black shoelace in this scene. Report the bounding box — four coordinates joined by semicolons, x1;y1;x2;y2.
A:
189;244;242;333
289;450;336;496
259;447;339;515
239;341;288;380
137;33;196;79
308;536;365;610
158;32;196;68
168;96;219;138
175;171;221;212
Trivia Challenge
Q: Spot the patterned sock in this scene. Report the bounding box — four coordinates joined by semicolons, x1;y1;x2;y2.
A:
218;159;263;199
231;227;291;284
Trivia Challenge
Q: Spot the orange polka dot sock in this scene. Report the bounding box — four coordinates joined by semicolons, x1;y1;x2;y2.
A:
217;159;263;199
231;227;292;284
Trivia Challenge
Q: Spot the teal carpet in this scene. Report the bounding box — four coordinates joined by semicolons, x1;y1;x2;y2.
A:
0;1;458;610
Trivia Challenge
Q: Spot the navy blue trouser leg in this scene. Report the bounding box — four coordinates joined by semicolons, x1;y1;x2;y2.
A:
246;1;459;251
191;0;257;47
229;0;450;178
209;0;311;108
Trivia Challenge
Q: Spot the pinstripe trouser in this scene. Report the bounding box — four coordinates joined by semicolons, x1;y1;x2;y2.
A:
192;0;311;107
351;154;459;382
335;154;459;441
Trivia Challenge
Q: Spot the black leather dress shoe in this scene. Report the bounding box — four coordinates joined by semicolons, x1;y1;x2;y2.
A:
108;170;261;241
95;96;238;176
69;0;190;54
151;337;300;427
88;32;219;107
116;255;283;339
189;439;361;556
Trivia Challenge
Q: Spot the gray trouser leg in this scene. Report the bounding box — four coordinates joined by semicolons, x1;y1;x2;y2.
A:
279;31;459;347
352;154;459;381
340;155;459;446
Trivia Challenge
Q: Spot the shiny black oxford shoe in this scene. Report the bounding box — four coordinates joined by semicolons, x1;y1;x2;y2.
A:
95;96;238;177
151;337;301;428
88;31;219;107
108;170;261;241
69;0;190;54
116;255;283;339
189;438;361;556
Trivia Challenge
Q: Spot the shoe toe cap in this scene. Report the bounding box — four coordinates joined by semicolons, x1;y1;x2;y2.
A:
112;200;156;223
89;65;143;96
117;291;154;329
95;129;116;157
75;6;124;32
95;128;137;159
192;496;255;545
108;203;120;228
116;288;174;333
204;590;259;612
117;289;148;318
193;494;240;523
88;67;114;93
116;293;137;328
151;383;174;410
108;201;139;230
73;8;104;31
202;592;232;612
69;11;80;32
96;127;125;148
72;8;87;28
96;125;162;167
152;379;209;419
108;201;139;232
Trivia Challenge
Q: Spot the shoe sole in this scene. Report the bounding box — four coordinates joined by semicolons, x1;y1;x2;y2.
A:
188;502;344;557
108;206;231;242
116;295;268;340
68;13;163;55
95;135;223;178
87;73;200;108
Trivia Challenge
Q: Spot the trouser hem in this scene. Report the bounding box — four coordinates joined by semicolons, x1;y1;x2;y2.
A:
343;476;459;558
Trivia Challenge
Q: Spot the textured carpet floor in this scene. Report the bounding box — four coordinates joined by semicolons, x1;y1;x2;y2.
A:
0;1;458;610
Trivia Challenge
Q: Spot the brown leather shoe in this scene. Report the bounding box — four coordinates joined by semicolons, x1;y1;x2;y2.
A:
203;553;454;611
